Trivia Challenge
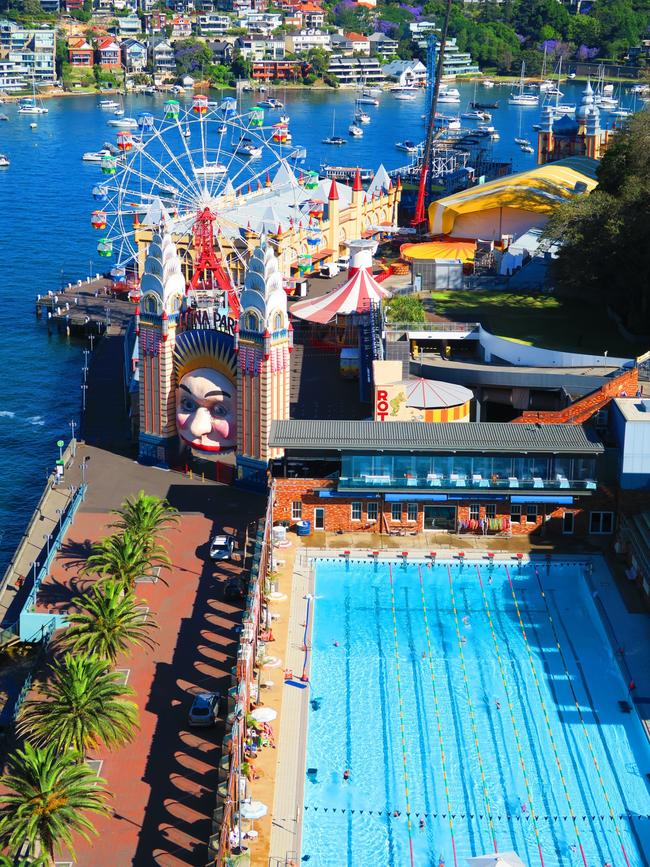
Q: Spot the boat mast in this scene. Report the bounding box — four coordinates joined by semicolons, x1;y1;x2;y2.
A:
411;0;453;228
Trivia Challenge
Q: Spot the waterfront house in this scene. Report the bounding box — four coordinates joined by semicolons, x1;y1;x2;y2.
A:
0;59;25;90
122;37;148;72
331;31;370;56
238;11;282;34
328;54;383;85
150;38;176;74
285;29;331;54
68;36;94;68
291;1;325;29
208;39;234;62
237;35;286;60
97;37;121;68
118;14;143;36
382;59;426;87
171;14;193;37
368;32;398;57
0;20;56;81
142;11;168;32
251;58;302;79
198;13;231;35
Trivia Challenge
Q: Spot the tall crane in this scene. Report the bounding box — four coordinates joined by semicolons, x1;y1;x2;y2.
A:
411;0;454;229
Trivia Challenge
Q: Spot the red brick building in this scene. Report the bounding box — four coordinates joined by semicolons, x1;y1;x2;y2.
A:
68;36;94;67
251;59;306;80
269;419;616;540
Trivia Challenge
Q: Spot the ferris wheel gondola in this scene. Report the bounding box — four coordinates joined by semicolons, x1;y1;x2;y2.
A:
88;100;307;291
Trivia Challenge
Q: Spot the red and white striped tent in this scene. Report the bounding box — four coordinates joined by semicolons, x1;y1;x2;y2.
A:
290;241;391;325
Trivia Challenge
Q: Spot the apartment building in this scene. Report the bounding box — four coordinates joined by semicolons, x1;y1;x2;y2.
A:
0;20;56;81
285;29;331;54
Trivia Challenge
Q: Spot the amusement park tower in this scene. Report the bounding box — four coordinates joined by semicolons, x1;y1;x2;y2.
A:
136;229;186;464
235;238;292;487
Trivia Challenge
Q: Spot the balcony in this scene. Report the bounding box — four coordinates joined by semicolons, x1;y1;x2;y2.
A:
337;474;597;493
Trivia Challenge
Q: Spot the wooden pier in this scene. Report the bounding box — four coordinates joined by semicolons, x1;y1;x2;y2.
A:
35;276;136;338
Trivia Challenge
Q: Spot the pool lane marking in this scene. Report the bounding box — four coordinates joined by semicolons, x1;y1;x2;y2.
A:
532;566;631;867
505;565;588;867
388;563;415;867
446;564;498;855
475;566;546;867
417;565;459;867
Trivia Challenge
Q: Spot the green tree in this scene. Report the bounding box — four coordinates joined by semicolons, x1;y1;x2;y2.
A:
543;109;650;332
83;531;170;589
109;491;179;553
0;743;109;864
592;0;646;59
385;295;427;323
306;47;329;77
17;654;139;758
62;581;158;665
230;47;251;80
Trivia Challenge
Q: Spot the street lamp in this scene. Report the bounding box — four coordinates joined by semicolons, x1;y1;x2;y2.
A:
81;383;88;412
80;456;91;486
42;533;51;558
69;420;77;457
55;507;64;533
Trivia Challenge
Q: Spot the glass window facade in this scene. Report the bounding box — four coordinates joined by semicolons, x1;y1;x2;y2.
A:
339;453;597;491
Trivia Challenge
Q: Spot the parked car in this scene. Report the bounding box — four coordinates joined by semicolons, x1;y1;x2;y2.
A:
223;576;246;601
210;533;236;561
188;692;221;727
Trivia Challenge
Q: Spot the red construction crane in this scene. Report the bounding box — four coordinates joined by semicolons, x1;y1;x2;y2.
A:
189;207;240;317
411;0;454;229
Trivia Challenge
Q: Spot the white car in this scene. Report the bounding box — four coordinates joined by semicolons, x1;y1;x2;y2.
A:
188;692;220;727
210;533;236;561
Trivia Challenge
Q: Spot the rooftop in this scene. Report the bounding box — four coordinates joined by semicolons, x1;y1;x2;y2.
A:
269;420;605;453
614;397;650;422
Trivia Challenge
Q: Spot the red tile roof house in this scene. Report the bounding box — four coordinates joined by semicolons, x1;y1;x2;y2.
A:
68;36;94;67
96;37;122;68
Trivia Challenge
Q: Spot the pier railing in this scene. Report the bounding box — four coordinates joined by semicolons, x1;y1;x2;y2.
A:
211;491;272;865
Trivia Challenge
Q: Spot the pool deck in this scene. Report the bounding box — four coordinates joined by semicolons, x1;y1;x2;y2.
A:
265;542;650;867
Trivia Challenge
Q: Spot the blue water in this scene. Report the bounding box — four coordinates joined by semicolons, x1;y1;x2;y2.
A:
0;80;634;572
303;559;650;866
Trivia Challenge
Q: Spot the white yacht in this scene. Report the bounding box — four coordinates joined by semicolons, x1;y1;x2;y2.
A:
508;62;539;106
194;162;227;175
395;140;418;154
18;98;48;115
348;122;363;137
107;117;138;129
0;154;9;167
438;85;461;104
82;148;113;163
99;99;121;110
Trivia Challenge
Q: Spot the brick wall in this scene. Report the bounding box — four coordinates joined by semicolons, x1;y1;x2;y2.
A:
513;367;638;425
274;479;617;539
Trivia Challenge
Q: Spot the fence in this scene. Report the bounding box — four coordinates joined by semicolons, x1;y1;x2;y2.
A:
213;490;272;865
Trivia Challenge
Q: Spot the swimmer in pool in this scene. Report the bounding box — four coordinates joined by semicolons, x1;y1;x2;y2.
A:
333;640;339;647
343;769;350;781
419;818;425;830
495;700;501;710
462;615;470;626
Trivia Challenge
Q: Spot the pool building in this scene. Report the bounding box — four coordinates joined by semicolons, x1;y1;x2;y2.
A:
269;419;619;539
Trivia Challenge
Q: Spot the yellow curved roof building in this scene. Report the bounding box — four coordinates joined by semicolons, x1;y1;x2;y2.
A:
428;156;599;239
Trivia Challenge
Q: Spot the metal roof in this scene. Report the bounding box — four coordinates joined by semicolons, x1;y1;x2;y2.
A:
269;420;604;454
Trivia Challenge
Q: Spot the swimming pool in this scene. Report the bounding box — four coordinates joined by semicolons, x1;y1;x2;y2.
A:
301;558;650;867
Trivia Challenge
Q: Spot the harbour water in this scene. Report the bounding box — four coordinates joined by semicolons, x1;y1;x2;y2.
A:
0;79;633;572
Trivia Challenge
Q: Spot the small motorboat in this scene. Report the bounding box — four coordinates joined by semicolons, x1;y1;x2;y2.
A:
608;107;632;118
348;123;363;137
0;154;9;167
355;110;371;124
322;135;347;145
217;124;227;134
514;137;530;146
0;114;8;121
235;142;262;158
113;108;125;117
394;90;417;101
483;79;495;88
194;162;227;175
107;117;138;129
280;114;290;123
395;140;418;154
520;144;534;153
30;122;37;129
357;95;379;106
182;125;191;138
258;97;283;109
82;148;113;162
99;99;120;110
461;110;490;121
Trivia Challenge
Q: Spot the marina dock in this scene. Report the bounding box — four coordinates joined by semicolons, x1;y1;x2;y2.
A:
34;276;135;338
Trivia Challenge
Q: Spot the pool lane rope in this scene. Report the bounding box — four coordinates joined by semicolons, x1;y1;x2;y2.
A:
532;566;631;867
475;566;545;867
417;566;459;867
388;564;416;867
446;564;498;854
505;566;588;867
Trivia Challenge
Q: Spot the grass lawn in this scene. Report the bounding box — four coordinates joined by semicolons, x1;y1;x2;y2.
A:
426;291;647;358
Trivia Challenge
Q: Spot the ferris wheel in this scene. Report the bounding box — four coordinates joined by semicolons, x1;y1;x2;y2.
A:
89;95;306;282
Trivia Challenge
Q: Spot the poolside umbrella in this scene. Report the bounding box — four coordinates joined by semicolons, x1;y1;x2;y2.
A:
467;852;526;867
251;707;277;723
240;799;268;832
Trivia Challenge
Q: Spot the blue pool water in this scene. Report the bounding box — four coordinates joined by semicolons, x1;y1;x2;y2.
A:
302;559;650;866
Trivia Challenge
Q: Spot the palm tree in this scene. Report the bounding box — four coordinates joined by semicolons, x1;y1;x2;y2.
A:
110;490;179;554
61;580;158;665
82;530;170;590
17;654;138;758
0;742;109;864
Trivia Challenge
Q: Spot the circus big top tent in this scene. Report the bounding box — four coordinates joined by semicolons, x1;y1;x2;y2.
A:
290;240;391;325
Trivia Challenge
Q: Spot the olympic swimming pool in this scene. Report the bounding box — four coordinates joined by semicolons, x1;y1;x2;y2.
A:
301;559;650;866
